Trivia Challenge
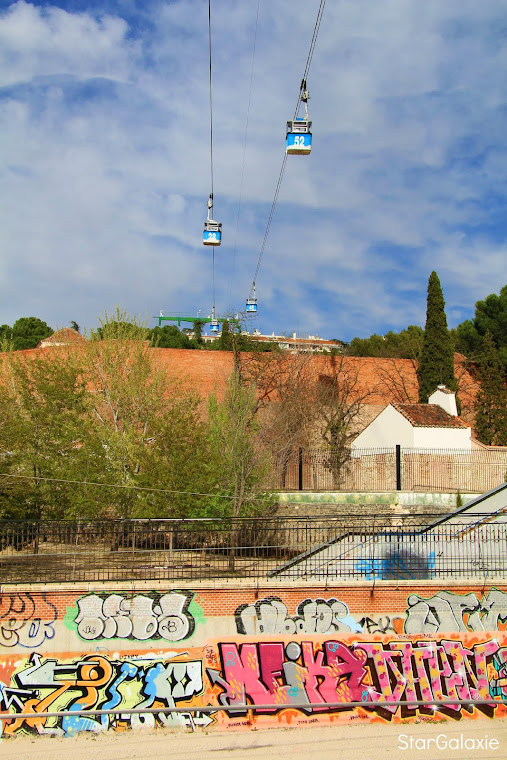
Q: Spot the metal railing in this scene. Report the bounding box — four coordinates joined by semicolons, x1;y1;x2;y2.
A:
1;514;506;583
272;447;507;492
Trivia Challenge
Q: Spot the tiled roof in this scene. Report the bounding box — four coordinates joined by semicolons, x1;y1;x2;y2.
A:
393;403;469;428
38;328;85;347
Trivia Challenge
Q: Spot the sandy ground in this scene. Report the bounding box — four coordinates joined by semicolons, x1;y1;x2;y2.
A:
2;718;507;760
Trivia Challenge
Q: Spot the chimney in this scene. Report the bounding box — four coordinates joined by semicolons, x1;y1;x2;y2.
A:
428;385;458;416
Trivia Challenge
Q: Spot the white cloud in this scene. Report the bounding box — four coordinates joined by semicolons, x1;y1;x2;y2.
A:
0;1;137;86
0;0;506;339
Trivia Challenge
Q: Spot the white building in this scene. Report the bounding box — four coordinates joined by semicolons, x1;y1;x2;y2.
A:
351;387;471;451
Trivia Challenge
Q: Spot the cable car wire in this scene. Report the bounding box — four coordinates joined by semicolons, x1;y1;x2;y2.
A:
228;0;261;304
206;0;219;322
208;0;214;199
248;0;327;300
301;0;326;86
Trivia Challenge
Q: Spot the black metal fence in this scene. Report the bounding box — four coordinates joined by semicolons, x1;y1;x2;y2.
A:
1;515;506;584
273;447;507;493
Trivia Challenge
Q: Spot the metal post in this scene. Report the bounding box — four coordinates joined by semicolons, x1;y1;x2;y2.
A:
298;448;303;491
396;444;402;491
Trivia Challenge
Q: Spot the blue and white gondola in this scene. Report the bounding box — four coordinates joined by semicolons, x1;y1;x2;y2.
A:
286;118;312;155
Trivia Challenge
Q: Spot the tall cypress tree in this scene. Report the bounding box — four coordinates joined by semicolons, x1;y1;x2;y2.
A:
417;271;457;403
474;331;507;445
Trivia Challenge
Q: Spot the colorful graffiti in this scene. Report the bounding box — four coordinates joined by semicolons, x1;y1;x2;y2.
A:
74;591;196;642
0;593;56;649
404;589;507;634
0;651;211;736
3;635;507;737
235;597;362;635
4;583;507;737
207;637;505;721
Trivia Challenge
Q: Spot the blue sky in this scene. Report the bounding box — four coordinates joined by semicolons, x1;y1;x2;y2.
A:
1;0;506;341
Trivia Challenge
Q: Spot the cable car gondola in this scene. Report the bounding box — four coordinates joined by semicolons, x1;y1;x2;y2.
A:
203;194;222;246
246;282;257;312
286;83;312;155
210;319;220;332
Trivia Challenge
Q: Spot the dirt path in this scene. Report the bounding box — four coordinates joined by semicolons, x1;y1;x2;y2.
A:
2;718;507;760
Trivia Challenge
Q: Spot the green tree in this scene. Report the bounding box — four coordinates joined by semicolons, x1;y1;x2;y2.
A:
82;309;210;519
218;319;232;350
0;325;14;352
455;285;507;372
148;325;196;349
0;348;88;520
474;331;507;445
10;317;53;350
347;326;423;359
207;369;272;568
0;308;218;521
347;334;387;357
0;324;12;342
193;320;205;345
417;272;457;403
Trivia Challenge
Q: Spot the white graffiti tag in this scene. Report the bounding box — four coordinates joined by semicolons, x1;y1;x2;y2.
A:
235;596;362;635
404;589;507;633
75;591;195;642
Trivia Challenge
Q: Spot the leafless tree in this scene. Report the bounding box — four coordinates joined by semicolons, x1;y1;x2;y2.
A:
313;356;378;488
374;357;419;405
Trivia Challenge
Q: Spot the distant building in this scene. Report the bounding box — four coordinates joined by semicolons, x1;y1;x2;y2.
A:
201;330;344;354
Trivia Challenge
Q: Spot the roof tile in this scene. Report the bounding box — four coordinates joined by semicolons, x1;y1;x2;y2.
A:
393;403;469;428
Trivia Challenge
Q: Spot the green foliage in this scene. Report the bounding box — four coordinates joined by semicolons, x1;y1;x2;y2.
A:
207;370;272;520
0;324;12;342
0;309;220;521
2;317;54;350
148;325;197;349
474;331;507;446
346;285;507;373
455;285;507;372
82;310;209;519
347;333;386;357
193;320;205;345
0;326;14;352
91;309;148;341
0;349;89;519
417;272;457;403
346;326;423;359
218;319;232;350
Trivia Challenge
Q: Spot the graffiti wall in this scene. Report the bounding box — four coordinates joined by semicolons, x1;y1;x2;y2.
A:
74;591;196;642
3;583;507;735
2;634;507;736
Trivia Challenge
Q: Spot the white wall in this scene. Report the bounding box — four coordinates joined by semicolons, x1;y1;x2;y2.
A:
352;404;472;451
413;426;471;450
351;405;414;449
429;387;458;416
